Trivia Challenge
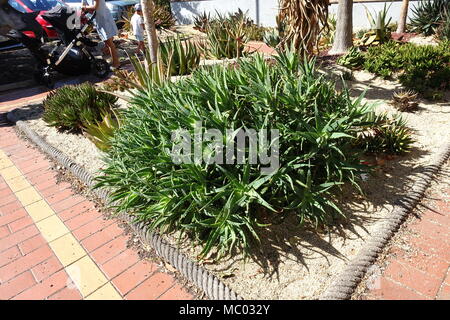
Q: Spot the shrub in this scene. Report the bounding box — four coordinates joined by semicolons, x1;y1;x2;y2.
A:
160;36;201;76
42;83;118;132
95;50;408;258
337;47;365;69
363;41;450;94
410;0;450;35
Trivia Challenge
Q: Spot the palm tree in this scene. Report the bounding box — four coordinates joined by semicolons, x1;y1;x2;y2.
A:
278;0;330;54
329;0;353;55
140;0;159;63
396;0;409;33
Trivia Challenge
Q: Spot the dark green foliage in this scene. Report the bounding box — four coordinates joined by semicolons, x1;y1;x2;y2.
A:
437;10;450;40
337;47;365;69
42;83;118;132
94;50;410;258
410;0;450;35
355;113;414;155
363;41;450;94
160;36;201;76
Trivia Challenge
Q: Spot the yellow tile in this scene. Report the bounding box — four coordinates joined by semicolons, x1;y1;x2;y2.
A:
0;166;22;181
49;233;86;266
15;187;42;206
7;176;30;192
25;199;54;222
36;215;69;242
0;150;8;160
85;283;122;300
0;157;13;170
66;256;109;297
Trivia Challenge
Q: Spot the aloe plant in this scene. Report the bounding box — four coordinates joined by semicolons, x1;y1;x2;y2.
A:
410;0;450;35
205;11;248;59
160;36;201;76
93;48;412;258
84;110;122;151
359;3;392;45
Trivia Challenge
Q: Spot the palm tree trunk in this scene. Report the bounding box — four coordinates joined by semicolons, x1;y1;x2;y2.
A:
396;0;409;33
329;0;353;55
141;0;158;63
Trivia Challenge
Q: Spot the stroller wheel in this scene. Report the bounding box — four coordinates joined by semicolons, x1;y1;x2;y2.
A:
92;59;110;79
34;68;54;89
42;74;55;89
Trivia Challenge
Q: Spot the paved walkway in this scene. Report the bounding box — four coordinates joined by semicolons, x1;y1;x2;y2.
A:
0;110;193;300
362;166;450;300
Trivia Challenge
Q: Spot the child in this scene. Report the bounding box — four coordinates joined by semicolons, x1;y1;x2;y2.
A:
131;3;145;55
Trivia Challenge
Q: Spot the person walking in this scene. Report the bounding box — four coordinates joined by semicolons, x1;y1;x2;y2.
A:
130;3;145;55
81;0;120;69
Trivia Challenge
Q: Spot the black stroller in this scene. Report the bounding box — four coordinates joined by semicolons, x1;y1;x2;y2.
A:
7;4;110;87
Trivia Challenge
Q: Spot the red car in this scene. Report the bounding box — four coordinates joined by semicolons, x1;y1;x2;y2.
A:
7;0;66;39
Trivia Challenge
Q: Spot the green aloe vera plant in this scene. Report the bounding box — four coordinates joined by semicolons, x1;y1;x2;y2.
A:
205;11;248;59
93;48;414;259
160;36;201;76
83;110;122;151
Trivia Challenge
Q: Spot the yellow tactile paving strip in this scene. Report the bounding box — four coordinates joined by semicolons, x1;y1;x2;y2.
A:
0;149;122;300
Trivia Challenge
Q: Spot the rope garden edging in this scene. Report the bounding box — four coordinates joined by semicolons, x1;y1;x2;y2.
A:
320;143;450;300
8;110;450;301
7;110;242;301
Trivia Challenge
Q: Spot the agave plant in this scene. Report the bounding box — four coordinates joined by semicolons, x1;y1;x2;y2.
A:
390;90;419;112
118;4;175;31
160;36;201;76
358;3;392;46
410;0;450;35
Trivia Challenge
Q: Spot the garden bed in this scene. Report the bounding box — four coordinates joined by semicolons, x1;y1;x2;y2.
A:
11;65;450;299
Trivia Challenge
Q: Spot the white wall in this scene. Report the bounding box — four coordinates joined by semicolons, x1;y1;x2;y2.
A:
170;0;423;30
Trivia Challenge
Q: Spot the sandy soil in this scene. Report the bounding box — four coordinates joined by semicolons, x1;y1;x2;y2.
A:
10;58;450;300
10;104;106;175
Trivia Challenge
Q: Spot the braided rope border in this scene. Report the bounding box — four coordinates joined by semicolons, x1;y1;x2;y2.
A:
7;111;242;300
321;143;450;300
8;110;450;300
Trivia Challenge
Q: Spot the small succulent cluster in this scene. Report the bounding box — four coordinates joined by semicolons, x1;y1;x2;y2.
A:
337;47;365;69
390;90;419;112
355;113;414;155
42;83;121;151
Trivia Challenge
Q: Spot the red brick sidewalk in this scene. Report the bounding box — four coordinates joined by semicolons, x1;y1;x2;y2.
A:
362;167;450;300
0;110;193;300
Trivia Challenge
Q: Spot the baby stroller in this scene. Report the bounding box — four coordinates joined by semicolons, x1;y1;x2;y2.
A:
7;4;110;88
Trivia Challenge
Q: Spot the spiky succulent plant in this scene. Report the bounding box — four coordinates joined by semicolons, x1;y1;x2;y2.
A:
390;90;419;112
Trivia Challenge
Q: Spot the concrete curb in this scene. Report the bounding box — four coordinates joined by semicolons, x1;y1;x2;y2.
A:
7;111;242;301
